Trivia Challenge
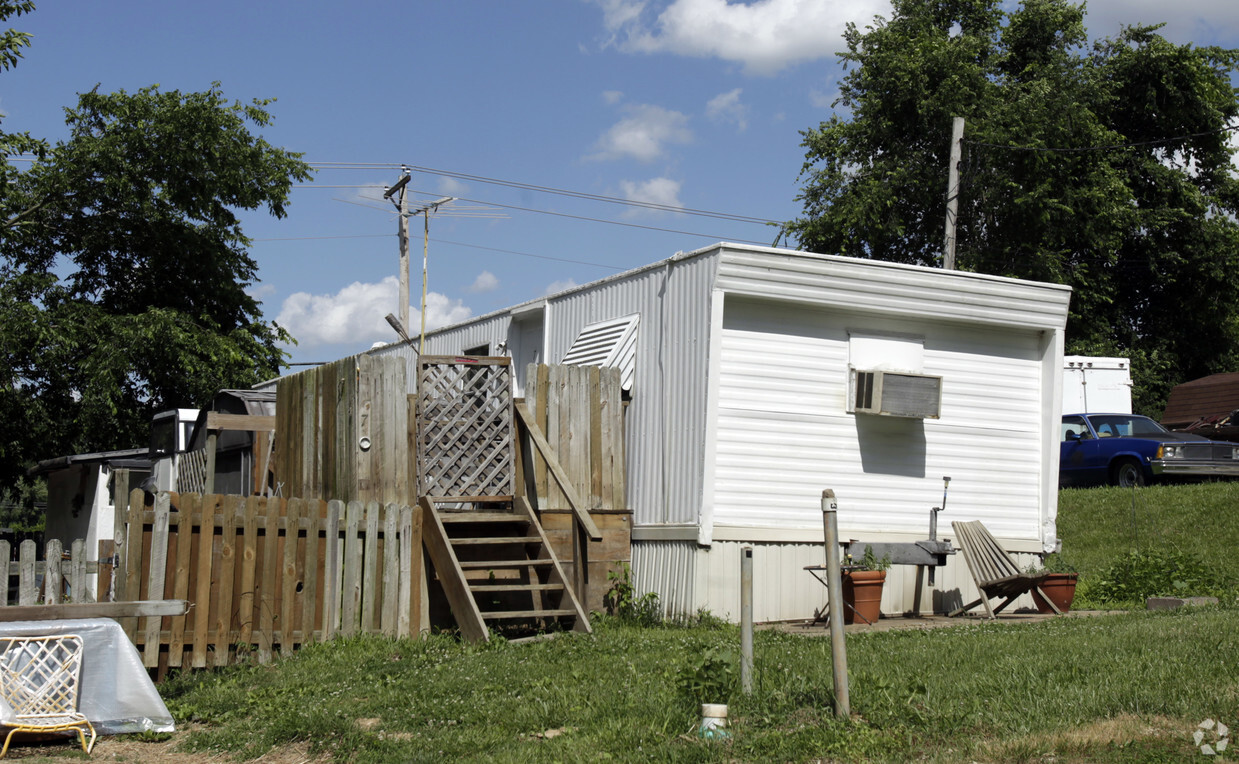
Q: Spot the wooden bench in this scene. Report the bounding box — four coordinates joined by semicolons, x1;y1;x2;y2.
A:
949;521;1058;618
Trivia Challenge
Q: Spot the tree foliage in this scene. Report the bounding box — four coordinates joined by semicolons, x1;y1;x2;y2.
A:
0;4;311;493
782;0;1239;416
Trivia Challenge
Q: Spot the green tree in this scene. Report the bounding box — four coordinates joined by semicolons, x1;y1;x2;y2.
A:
782;0;1239;416
0;10;311;492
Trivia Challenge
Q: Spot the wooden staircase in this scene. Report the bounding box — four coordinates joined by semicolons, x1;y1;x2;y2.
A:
420;496;591;642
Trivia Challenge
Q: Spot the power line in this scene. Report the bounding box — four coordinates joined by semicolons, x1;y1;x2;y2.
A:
302;160;780;225
439;193;775;246
963;123;1239;154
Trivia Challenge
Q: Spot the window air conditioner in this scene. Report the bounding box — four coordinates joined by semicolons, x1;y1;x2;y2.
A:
850;369;942;419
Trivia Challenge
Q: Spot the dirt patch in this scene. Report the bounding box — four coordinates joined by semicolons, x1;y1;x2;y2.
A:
974;714;1196;762
0;727;331;763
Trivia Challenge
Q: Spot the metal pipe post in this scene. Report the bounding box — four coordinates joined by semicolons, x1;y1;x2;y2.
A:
822;489;850;718
740;546;753;694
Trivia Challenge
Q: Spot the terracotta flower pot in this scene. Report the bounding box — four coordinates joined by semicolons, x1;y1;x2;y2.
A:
1033;572;1078;614
842;570;886;624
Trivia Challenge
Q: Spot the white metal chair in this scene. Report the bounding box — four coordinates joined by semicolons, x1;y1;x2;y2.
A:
0;634;96;757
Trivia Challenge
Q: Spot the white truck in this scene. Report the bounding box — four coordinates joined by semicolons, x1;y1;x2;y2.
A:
1062;356;1132;415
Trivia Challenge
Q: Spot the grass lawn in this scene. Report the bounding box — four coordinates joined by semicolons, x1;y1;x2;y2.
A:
158;610;1238;762
1057;482;1239;607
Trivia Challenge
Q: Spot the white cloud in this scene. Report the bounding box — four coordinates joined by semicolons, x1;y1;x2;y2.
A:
618;177;684;211
467;270;500;293
544;279;579;296
276;276;472;348
589;103;692;162
603;90;624;105
437;175;469;197
595;0;889;76
247;283;276;300
1082;0;1239;43
706;88;748;131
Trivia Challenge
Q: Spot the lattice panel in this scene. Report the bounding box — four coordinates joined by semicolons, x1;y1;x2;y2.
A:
0;635;85;717
177;448;208;494
417;357;514;498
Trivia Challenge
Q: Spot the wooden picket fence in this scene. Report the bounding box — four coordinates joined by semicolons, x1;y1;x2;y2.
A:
0;538;98;606
113;489;424;674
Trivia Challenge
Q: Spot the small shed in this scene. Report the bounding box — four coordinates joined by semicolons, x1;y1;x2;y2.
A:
371;242;1072;621
1161;372;1239;437
30;448;152;599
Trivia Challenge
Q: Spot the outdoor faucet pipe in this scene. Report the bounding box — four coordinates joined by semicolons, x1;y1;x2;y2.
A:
928;476;951;586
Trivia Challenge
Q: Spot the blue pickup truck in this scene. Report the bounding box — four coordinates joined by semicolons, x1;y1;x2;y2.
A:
1060;413;1239;487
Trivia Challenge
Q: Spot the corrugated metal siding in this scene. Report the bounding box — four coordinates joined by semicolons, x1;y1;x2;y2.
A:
631;540;698;618
715;246;1072;331
712;298;1045;541
547;253;719;526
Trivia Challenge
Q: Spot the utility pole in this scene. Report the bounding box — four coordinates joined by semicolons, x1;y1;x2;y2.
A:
383;172;412;333
942;116;965;270
414;196;454;353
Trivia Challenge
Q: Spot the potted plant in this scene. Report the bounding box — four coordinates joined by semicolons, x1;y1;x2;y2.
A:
1029;555;1078;614
842;546;890;624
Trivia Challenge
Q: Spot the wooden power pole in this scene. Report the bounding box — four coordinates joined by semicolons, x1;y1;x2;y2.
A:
943;116;965;270
383;173;413;334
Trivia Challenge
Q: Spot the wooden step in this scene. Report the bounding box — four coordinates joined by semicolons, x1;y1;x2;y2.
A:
480;608;578;620
458;559;555;570
439;512;525;524
450;536;542;545
469;582;563;593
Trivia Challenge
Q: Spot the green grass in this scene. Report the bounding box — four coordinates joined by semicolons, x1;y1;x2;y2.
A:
1057;482;1239;607
106;482;1239;762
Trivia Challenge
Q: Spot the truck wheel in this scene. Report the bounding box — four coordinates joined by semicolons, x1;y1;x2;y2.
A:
1111;458;1145;488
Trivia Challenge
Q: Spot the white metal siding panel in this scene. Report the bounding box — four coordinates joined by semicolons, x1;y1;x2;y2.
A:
711;299;1046;542
715;246;1071;332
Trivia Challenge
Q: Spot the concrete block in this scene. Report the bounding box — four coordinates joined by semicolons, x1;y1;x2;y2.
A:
1146;596;1219;611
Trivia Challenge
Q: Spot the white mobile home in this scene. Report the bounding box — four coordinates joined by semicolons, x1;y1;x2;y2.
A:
375;243;1072;621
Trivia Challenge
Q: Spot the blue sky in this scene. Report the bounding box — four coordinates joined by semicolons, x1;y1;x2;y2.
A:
5;0;1239;365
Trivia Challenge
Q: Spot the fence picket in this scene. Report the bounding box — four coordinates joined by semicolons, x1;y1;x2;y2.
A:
361;501;379;633
169;493;195;667
0;540;8;606
258;496;278;664
281;498;301;656
397;506;414;638
43;539;62;605
143;493;171;668
302;499;322;645
341;501;362;636
239;497;259;645
70;539;87;603
382;503;398;636
193;493;217;668
323;500;342;640
214;494;240;667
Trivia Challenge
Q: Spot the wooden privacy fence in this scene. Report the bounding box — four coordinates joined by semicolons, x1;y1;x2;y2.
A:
522;364;630;607
113;489;423;673
274;354;410;504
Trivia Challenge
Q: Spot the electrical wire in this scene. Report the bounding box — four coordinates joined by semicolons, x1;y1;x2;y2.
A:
411;192;775;246
302;160;781;225
963;122;1239;154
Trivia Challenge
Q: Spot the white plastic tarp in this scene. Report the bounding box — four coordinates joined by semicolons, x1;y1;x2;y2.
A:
0;618;174;734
